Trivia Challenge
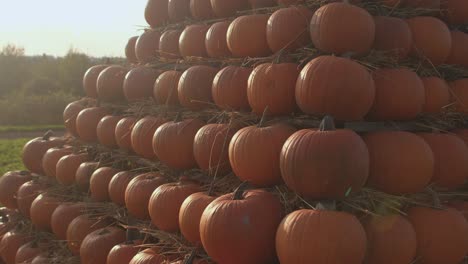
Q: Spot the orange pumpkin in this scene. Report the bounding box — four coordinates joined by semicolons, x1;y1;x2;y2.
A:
178;66;218;110
210;0;249;17
56;153;90;186
373;16;412;60
80;227;126;264
125;172;167;220
363;214;417;264
179;25;210;57
179;192;216;244
145;0;169;27
51;203;85;240
15;241;42;264
148;181;201;232
229;123;296;186
76;107;111;142
42;146;73;178
159;30;182;59
30;194;61;231
17;180;46;217
281;117;369;199
267;6;313;53
418;133;468;190
0;171;32;209
31;254;49;264
130;248;173;264
22;133;65;174
168;0;191;22
131;116;167;159
83;65;108;98
200;189;283;264
63;100;90;136
227;15;272;57
446;30;468;67
135;30;161;63
125;36;139;64
123;67;161;101
451;79;468;114
407;207;468;264
310;3;375;55
276;209;367;264
406;16;451;65
212;66;252;111
205;21;232;58
0;232;31;264
368;68;425;120
296;55;375;121
453;129;468;146
75;162;99;192
363;131;434;194
97;115;122;148
449;200;468;220
108;171;136;206
96;66;128;102
404;0;440;8
421;77;450;114
90;167;121;202
154;71;182;106
115;117;138;151
107;241;142;264
444;0;468;25
190;0;214;19
66;215;108;255
248;63;299;116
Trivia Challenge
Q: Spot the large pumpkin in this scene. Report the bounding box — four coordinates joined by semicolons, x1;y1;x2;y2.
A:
96;66;128;102
75;162;99;192
108;171;136;206
205;21;232;58
363;214;417;264
363;131;434;194
179;25;210;57
80;227;126;264
210;0;249;17
266;6;313;53
280;117;369;199
131;116;167;159
179;192;216;244
56;153;90;186
227;15;272;57
178;66;218;110
454;129;468;146
310;3;375;55
30;194;61;231
190;0;214;19
296;55;375;121
446;30;468;67
444;0;468;25
42;146;73;178
76;107;111;142
124;67;161;101
0;171;32;209
373;16;412;60
129;248;173;264
407;207;468;264
0;232;31;264
90;167;121;202
276;209;367;264
450;79;468;114
421;77;450;114
368;68;425;120
97;115;122;148
125;172;167;220
159;30;182;59
144;0;169;27
406;16;451;65
148;181;201;232
15;241;42;264
51;203;85;240
63;99;93;136
135;30;161;63
248;63;299;116
212;66;252;111
125;36;139;64
229;123;296;186
17;180;46;217
107;241;142;264
66;215;108;255
168;0;191;22
22;133;64;174
200;189;283;264
153;71;181;106
115;117;138;151
83;65;108;98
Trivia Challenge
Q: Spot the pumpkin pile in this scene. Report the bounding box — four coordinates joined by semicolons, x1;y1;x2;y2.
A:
2;0;468;263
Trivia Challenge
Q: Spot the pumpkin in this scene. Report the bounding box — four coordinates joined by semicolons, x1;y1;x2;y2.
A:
96;65;128;102
210;0;249;17
56;153;90;185
406;16;451;66
229;123;296;186
107;241;142;264
125;173;167;220
421;77;450;114
90;167;121;202
227;15;272;57
148;181;201;232
97;115;122;148
249;0;276;8
17;180;46;217
125;36;139;64
30;194;61;231
83;65;108;98
131;116;167;159
248;63;299;116
145;0;169;28
451;79;468;114
63;99;95;136
363;214;417;264
66;215;108;255
115;117;138;151
280;116;369;199
363;131;434;194
22;133;64;174
153;71;181;106
446;30;468;67
51;203;85;240
159;30;182;59
296;55;375;121
200;189;283;264
276;209;367;264
179;192;216;244
75;162;99;192
418;133;468;190
449;200;468;220
205;21;232;58
373;16;412;59
31;254;49;264
266;6;313;53
76;107;111;142
368;68;425;120
190;0;214;19
194;123;239;176
124;67;161;102
404;0;440;8
108;171;136;206
0;232;31;264
444;0;468;25
135;30;161;63
15;241;42;264
80;227;126;264
212;66;252;110
180;25;210;57
454;129;468;146
0;171;32;209
408;207;468;264
178;66;218;110
168;0;191;22
310;3;375;55
42;146;73;178
129;248;172;264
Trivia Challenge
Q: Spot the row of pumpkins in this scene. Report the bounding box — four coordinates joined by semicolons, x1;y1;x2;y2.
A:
129;2;468;67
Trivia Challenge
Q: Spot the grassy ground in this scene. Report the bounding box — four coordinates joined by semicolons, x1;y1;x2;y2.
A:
0;138;28;175
0;125;64;133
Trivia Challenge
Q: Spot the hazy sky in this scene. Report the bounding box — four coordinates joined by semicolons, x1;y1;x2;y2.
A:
0;0;149;57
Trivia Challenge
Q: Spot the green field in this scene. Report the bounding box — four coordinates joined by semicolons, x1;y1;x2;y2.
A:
0;125;64;133
0;138;28;175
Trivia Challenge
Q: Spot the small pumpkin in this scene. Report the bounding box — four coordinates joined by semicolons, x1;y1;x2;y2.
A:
125;172;167;220
180;25;210;57
0;171;33;209
159;30;182;59
96;65;128;102
15;241;43;264
75;162;99;192
227;15;272;57
205;21;232;58
97;115;122;148
179;192;216;244
154;71;181;106
212;66;252;111
51;203;85;240
76;107;111;142
0;232;31;264
42;146;73;178
210;0;249;17
107;240;142;264
421;77;450;114
30;194;61;231
168;0;191;22
80;227;126;264
373;16;412;60
124;67;162;101
125;36;139;64
63;99;95;136
135;30;161;63
178;66;218;110
108;171;136;206
83;65;108;98
66;215;108;255
129;248;173;264
145;0;169;28
90;167;121;202
56;153;90;186
31;254;49;264
446;30;468;67
450;79;468;114
115;116;138;151
22;132;65;174
131;116;167;159
190;0;214;19
444;0;468;25
17;180;46;217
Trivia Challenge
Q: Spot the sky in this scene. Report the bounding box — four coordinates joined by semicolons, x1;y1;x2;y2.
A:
0;0;149;57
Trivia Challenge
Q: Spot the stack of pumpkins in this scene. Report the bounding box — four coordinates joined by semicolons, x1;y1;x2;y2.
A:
2;0;468;263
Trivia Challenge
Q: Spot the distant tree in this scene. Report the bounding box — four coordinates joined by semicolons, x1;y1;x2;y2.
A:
1;44;25;57
21;77;61;96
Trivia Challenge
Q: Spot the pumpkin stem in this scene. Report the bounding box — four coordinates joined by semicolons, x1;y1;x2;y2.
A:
233;181;249;200
183;251;196;264
316;200;337;211
42;130;54;140
319;116;336;131
258;107;269;128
